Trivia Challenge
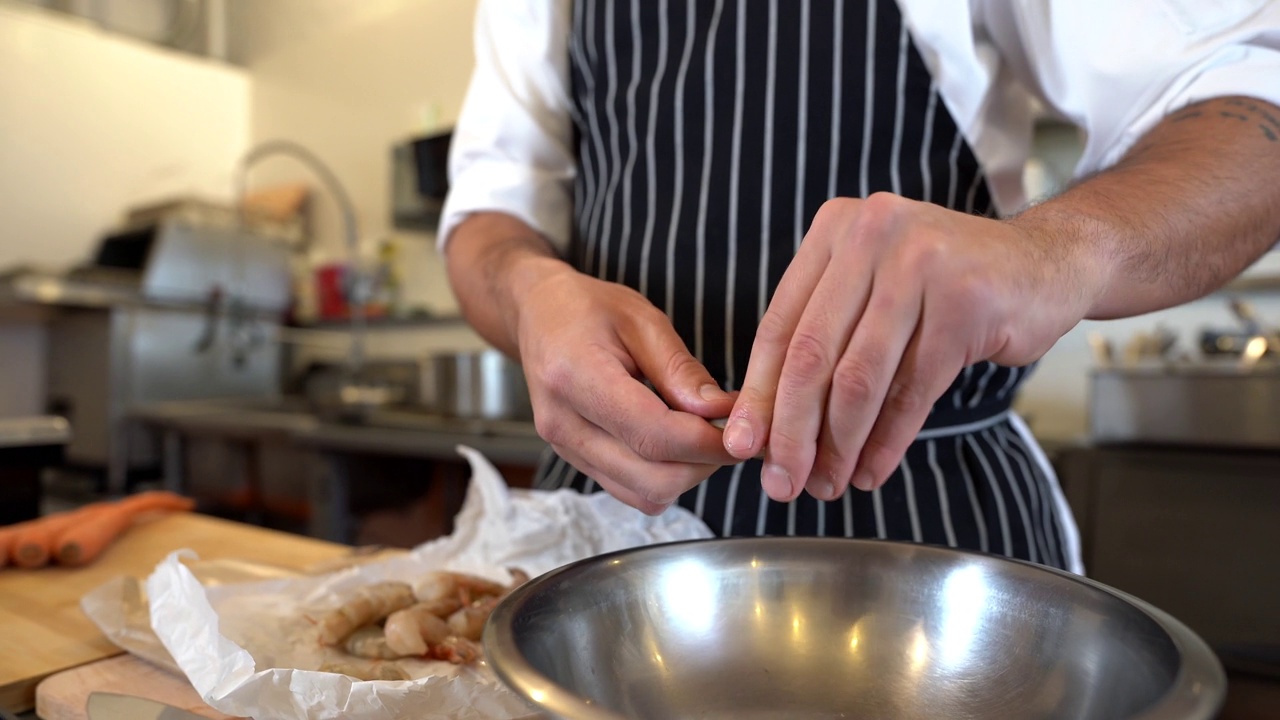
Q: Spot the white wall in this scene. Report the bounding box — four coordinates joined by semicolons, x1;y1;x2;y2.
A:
238;0;480;323
0;4;250;269
0;4;249;416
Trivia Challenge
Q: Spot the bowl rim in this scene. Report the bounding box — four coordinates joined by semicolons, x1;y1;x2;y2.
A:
483;537;1225;720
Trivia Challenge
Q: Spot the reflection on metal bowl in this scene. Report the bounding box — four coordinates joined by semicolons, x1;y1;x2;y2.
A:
421;350;533;421
485;538;1224;720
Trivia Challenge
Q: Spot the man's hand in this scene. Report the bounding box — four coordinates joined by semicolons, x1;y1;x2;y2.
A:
446;213;737;515
723;96;1280;504
722;193;1102;502
516;266;738;513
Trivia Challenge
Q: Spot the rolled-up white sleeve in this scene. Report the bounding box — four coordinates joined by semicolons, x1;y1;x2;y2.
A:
437;0;576;254
981;0;1280;176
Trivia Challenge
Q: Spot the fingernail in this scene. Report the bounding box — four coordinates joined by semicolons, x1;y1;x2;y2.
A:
699;383;729;401
821;481;837;500
762;463;793;498
852;469;875;492
723;418;755;453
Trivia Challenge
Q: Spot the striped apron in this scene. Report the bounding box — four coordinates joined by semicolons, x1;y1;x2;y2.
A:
535;0;1076;571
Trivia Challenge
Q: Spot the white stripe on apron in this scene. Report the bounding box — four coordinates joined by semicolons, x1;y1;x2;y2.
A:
1010;413;1085;574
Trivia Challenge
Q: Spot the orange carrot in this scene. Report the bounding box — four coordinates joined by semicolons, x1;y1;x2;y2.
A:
54;491;195;567
10;508;96;568
0;521;30;569
116;490;196;516
54;507;135;567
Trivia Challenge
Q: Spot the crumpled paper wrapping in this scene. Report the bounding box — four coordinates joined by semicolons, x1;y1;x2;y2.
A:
107;446;712;720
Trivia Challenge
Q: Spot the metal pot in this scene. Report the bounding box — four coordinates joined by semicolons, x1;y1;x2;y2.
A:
420;350;533;421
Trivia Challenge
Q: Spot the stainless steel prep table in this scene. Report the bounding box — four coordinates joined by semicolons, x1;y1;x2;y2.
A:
131;399;547;542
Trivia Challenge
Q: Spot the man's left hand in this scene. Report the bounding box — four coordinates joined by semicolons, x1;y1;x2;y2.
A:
721;192;1103;501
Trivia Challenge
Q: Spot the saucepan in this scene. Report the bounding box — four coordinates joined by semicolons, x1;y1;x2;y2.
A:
484;538;1224;719
419;349;534;421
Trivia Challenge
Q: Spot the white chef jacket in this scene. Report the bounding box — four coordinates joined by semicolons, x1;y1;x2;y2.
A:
439;0;1280;252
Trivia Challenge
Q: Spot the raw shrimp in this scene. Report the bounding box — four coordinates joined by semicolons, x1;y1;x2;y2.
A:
411;594;464;619
446;596;501;641
383;602;453;656
319;659;409;681
343;625;400;659
425;636;483;665
416;571;506;606
317;581;415;645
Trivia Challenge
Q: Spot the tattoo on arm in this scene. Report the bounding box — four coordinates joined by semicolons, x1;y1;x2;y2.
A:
1167;98;1280;142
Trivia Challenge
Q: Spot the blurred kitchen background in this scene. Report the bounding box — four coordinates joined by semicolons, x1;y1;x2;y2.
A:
0;1;1277;713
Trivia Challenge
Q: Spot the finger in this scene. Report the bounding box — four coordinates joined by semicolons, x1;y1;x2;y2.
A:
725;224;836;462
626;310;735;419
803;275;922;500
850;301;965;492
539;345;735;465
764;251;875;502
545;411;719;512
552;445;671;515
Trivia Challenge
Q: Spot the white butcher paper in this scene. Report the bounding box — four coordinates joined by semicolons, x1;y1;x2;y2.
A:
142;445;714;720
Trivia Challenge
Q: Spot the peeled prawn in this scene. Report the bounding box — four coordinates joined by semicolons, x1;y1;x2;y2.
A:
416;571;506;606
425;636;483;665
317;581;415;645
447;595;501;641
410;594;464;619
343;625;400;659
384;602;453;656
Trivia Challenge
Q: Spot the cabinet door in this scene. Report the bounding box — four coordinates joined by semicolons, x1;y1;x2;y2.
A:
1085;448;1280;649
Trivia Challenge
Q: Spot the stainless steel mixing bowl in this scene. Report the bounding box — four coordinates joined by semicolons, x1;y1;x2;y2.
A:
485;539;1224;720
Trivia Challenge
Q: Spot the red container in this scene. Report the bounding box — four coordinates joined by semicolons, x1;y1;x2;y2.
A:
315;263;349;319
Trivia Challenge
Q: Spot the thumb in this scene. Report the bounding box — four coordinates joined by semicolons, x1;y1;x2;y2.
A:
625;314;735;418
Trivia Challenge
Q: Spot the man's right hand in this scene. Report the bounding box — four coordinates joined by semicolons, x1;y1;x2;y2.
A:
445;213;737;515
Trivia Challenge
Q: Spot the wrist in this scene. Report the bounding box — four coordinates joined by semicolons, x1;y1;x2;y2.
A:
499;250;579;349
503;251;578;306
1006;201;1118;320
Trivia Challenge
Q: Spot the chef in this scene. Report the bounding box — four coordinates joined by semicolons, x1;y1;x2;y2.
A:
438;0;1280;573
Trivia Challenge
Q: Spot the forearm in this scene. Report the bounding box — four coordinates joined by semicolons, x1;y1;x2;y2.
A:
1011;96;1280;320
443;212;576;359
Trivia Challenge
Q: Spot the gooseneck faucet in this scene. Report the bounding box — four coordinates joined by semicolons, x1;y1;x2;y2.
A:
234;139;367;375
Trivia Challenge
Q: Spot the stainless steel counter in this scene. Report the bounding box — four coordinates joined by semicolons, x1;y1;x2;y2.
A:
131;398;545;464
130;398;547;542
0;416;70;449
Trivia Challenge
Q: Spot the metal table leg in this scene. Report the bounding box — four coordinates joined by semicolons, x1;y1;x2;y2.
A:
162;430;186;494
309;452;352;543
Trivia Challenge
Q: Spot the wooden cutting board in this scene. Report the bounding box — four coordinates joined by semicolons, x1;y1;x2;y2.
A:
35;654;241;720
0;513;350;713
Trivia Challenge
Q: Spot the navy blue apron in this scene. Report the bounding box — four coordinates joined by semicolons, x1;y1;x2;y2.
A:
536;0;1070;570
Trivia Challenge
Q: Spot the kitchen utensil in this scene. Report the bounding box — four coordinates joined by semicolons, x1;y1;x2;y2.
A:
1241;335;1269;369
86;692;206;720
1228;297;1280;365
301;360;418;423
420;350;533;421
38;656;236;720
485;538;1224;720
1088;331;1115;367
1120;326;1179;366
